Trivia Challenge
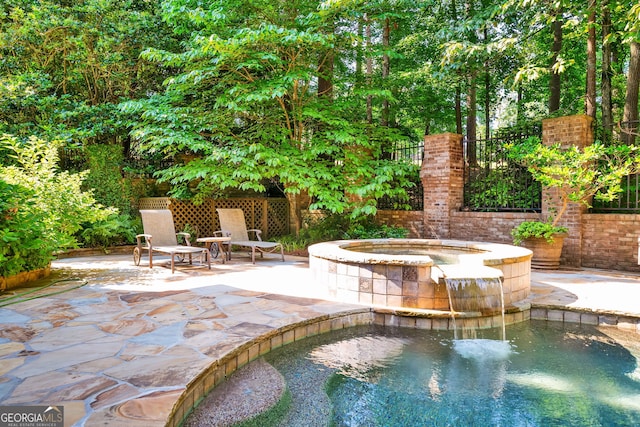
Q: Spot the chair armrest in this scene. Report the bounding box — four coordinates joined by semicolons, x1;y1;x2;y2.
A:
214;230;231;237
248;229;263;241
177;232;192;246
136;234;152;248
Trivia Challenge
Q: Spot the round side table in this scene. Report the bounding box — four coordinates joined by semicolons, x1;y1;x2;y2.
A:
196;236;231;263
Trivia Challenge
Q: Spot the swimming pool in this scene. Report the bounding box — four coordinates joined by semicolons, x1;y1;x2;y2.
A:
187;321;640;426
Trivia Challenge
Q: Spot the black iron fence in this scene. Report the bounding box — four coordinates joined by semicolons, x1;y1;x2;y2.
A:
378;180;424;210
377;140;424;210
463;124;542;212
391;140;424;166
592;120;640;213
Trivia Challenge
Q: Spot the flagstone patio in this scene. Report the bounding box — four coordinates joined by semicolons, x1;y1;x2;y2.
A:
0;252;639;426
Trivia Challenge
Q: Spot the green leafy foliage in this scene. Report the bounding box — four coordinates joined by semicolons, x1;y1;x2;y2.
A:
0;0;176;144
0;180;54;276
511;221;568;245
465;166;541;211
278;212;408;252
127;0;419;231
83;145;134;215
508;136;640;245
508;136;640;227
0;135;116;276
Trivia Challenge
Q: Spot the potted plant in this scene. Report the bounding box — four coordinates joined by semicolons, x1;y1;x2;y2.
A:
507;136;640;269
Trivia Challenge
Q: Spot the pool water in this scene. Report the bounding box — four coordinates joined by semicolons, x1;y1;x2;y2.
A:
346;244;480;265
262;321;640;426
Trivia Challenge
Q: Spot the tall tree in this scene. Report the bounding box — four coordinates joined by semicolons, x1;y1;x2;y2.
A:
601;0;613;138
622;3;640;143
126;0;415;233
549;6;563;114
622;41;640;144
0;0;174;146
585;0;597;119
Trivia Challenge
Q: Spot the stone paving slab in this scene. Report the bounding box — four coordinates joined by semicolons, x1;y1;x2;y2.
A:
0;254;639;426
0;253;359;426
530;268;640;317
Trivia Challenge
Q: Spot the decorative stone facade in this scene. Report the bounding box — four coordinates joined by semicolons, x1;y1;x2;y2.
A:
309;239;532;313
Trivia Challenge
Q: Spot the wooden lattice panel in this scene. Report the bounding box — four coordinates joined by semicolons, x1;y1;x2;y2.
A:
170;200;215;238
267;199;289;236
137;197;290;238
137;197;171;210
212;199;267;236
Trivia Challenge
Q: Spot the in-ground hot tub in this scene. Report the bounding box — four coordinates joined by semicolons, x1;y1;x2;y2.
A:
308;239;533;315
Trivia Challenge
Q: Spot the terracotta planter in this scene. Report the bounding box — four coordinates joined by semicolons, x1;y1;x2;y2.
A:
521;234;567;270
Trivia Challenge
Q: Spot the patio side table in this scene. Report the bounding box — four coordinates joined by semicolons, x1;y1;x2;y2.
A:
196;236;231;263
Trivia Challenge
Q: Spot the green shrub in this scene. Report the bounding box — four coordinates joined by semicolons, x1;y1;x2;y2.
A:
343;220;409;239
511;221;568;245
0;180;58;276
280;212;408;252
0;135;115;276
79;214;140;248
72;144;141;247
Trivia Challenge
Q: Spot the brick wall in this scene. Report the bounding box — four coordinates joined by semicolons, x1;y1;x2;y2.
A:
541;115;592;266
374;210;640;272
385;114;640;273
376;210;425;238
542;115;594;148
420;133;464;239
449;211;540;244
582;214;640;272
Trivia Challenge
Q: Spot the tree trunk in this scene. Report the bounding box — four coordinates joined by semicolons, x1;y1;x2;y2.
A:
484;28;490;139
623;41;640;145
484;69;490;139
381;16;392;159
317;51;334;99
356;20;363;89
585;0;597;119
517;82;523;123
549;10;562;113
382;17;390;128
466;71;477;166
285;190;310;237
455;84;462;134
601;0;613;142
451;0;462;135
365;14;373;125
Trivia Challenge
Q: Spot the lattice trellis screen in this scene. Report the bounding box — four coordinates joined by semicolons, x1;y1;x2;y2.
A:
137;198;289;239
137;197;171;210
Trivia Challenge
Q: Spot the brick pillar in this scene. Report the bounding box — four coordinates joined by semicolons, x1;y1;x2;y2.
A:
541;114;594;267
420;133;464;239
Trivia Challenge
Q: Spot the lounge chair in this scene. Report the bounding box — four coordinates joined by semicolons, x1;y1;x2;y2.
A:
215;208;284;263
134;209;211;273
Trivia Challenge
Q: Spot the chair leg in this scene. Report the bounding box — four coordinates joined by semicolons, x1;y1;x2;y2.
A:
149;251;153;269
171;254;175;274
251;247;256;264
280;246;284;262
